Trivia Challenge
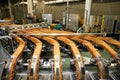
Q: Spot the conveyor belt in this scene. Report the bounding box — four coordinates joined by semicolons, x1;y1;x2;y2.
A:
2;27;119;80
79;36;120;64
71;37;109;79
56;37;85;80
8;35;25;80
98;37;120;48
36;36;62;80
23;36;42;80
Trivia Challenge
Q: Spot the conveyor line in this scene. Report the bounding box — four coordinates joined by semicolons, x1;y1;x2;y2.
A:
98;37;120;48
80;36;120;64
71;37;109;79
18;29;63;80
19;28;109;79
36;36;62;80
23;36;42;80
56;37;85;80
8;35;25;80
12;28;120;80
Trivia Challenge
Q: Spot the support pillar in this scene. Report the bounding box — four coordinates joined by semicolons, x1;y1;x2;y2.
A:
8;0;13;18
66;1;69;29
84;0;92;32
42;0;45;15
27;0;33;16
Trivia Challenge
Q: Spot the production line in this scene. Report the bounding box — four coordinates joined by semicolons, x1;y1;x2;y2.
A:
0;27;120;80
0;0;120;80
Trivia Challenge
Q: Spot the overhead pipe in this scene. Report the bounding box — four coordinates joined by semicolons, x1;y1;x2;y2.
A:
7;35;25;80
23;36;42;80
71;37;109;79
56;37;85;80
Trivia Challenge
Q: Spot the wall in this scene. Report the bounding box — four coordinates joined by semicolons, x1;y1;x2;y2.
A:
12;5;27;19
35;1;120;20
0;4;27;19
91;2;120;15
0;5;10;19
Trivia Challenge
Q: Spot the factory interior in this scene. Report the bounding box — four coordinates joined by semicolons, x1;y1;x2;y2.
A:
0;0;120;80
